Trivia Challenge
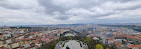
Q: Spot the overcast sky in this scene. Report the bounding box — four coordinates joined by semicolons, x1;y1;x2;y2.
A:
0;0;141;25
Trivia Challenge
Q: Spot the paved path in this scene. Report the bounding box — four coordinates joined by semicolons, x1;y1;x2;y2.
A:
54;40;88;49
61;40;84;49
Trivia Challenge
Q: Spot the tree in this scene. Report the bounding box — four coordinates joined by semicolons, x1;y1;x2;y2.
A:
96;44;103;49
68;36;72;40
84;36;91;42
106;47;109;49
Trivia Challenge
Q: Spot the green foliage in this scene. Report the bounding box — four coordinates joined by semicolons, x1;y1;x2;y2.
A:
96;44;103;49
68;36;72;40
84;36;91;42
40;40;59;49
40;35;108;49
106;47;109;49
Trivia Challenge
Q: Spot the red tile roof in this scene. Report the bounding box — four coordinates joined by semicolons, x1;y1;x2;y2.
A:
113;35;141;40
128;45;141;48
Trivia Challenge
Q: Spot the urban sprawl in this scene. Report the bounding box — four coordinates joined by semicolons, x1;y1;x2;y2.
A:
0;24;141;49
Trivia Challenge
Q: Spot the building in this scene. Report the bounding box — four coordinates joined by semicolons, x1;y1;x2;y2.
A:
128;45;141;49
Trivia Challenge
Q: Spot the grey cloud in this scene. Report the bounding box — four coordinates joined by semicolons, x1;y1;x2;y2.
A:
37;0;141;20
0;0;39;10
55;15;69;20
100;0;141;10
109;0;134;3
38;0;66;13
52;12;70;20
0;0;141;25
38;0;102;13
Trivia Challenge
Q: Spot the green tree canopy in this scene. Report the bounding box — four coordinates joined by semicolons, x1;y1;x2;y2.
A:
96;44;103;49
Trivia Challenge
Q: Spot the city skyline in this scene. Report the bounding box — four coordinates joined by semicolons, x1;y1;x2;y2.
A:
0;0;141;25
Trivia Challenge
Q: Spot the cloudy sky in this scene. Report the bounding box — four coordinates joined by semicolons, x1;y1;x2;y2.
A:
0;0;141;25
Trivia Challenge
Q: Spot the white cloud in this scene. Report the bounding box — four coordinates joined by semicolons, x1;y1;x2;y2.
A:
96;8;141;23
0;0;141;25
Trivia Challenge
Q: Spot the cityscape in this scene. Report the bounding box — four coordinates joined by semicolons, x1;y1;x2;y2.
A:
0;0;141;49
0;24;141;49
